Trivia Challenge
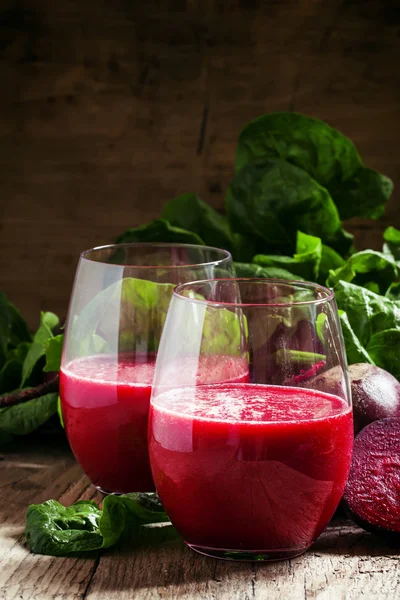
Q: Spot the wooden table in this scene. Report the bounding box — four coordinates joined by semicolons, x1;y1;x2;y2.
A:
2;433;399;600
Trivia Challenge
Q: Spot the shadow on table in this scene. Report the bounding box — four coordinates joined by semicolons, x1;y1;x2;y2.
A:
312;518;399;557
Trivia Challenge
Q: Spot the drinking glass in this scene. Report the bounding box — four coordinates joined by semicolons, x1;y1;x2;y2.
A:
60;243;234;494
149;278;353;561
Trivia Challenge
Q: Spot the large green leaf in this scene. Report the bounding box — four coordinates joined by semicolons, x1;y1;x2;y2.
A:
25;493;169;556
334;281;400;346
162;193;233;251
366;329;400;380
21;312;59;387
327;250;398;294
116;218;204;245
235;112;392;220
0;392;58;445
226;159;353;256
234;262;304;281
253;231;322;281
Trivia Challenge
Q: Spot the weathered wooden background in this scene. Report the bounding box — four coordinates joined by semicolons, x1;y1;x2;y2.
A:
1;0;399;327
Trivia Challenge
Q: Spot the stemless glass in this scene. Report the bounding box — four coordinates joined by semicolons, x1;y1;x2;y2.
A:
149;278;354;561
59;243;234;495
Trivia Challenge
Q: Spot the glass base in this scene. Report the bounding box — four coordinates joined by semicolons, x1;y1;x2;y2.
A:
96;486;125;496
187;542;311;562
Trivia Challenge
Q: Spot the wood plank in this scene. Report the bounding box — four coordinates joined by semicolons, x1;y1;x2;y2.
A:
0;434;102;600
84;518;400;600
1;0;400;328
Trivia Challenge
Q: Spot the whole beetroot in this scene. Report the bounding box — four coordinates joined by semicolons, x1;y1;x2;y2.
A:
349;364;400;434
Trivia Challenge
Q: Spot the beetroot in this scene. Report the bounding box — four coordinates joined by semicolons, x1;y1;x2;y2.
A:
349;364;400;434
343;418;400;539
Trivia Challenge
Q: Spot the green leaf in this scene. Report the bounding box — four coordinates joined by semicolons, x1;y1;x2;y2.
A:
69;278;175;357
338;311;374;365
319;244;345;283
0;392;58;445
25;499;103;556
235;112;392;221
0;343;30;395
316;313;327;345
334;281;400;346
383;226;400;263
366;329;400;380
44;335;64;373
226;159;353;257
57;396;64;428
386;281;400;303
21;312;59;387
0;293;10;365
8;302;32;347
253;231;322;281
162;193;234;252
274;349;326;365
327;250;398;294
236;112;362;185
384;226;400;245
25;493;169;556
327;167;393;221
233;262;304;281
116;218;204;246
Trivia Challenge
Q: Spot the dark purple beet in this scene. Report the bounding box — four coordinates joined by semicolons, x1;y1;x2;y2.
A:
297;365;347;397
343;417;400;539
349;364;400;434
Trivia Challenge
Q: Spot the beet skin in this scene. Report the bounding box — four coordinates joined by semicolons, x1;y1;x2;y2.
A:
349;364;400;434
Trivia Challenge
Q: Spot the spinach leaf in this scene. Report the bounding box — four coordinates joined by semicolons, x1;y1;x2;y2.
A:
334;281;400;346
366;329;400;380
0;293;10;366
8;301;32;346
319;244;345;283
21;312;59;387
235;112;362;184
0;392;58;445
0;296;32;370
327;167;393;221
253;231;322;281
226;159;353;257
116;218;204;245
70;278;174;356
338;311;374;365
386;281;400;303
161;193;234;252
234;262;304;281
235;112;392;221
25;499;103;555
327;250;398;294
25;493;169;556
0;343;30;394
44;335;64;373
383;226;400;263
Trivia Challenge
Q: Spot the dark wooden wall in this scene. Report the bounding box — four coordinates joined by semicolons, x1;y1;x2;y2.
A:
1;0;399;327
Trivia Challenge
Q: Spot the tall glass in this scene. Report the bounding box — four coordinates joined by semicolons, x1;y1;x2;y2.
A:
149;278;353;561
60;243;234;494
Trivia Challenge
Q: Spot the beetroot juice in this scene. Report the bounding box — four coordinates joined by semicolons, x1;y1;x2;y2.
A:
60;354;249;494
149;383;353;558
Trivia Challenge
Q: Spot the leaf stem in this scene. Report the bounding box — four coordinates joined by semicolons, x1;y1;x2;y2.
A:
0;374;59;408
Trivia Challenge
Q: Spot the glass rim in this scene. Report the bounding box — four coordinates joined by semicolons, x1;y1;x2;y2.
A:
80;242;232;269
173;278;335;308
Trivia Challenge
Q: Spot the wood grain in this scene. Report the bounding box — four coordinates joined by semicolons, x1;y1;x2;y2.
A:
1;433;400;600
1;0;400;328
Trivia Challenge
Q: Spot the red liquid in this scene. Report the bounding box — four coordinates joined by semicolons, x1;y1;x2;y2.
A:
149;383;353;554
60;354;249;493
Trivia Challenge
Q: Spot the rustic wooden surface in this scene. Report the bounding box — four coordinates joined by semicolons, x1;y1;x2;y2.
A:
1;432;400;600
0;0;400;328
